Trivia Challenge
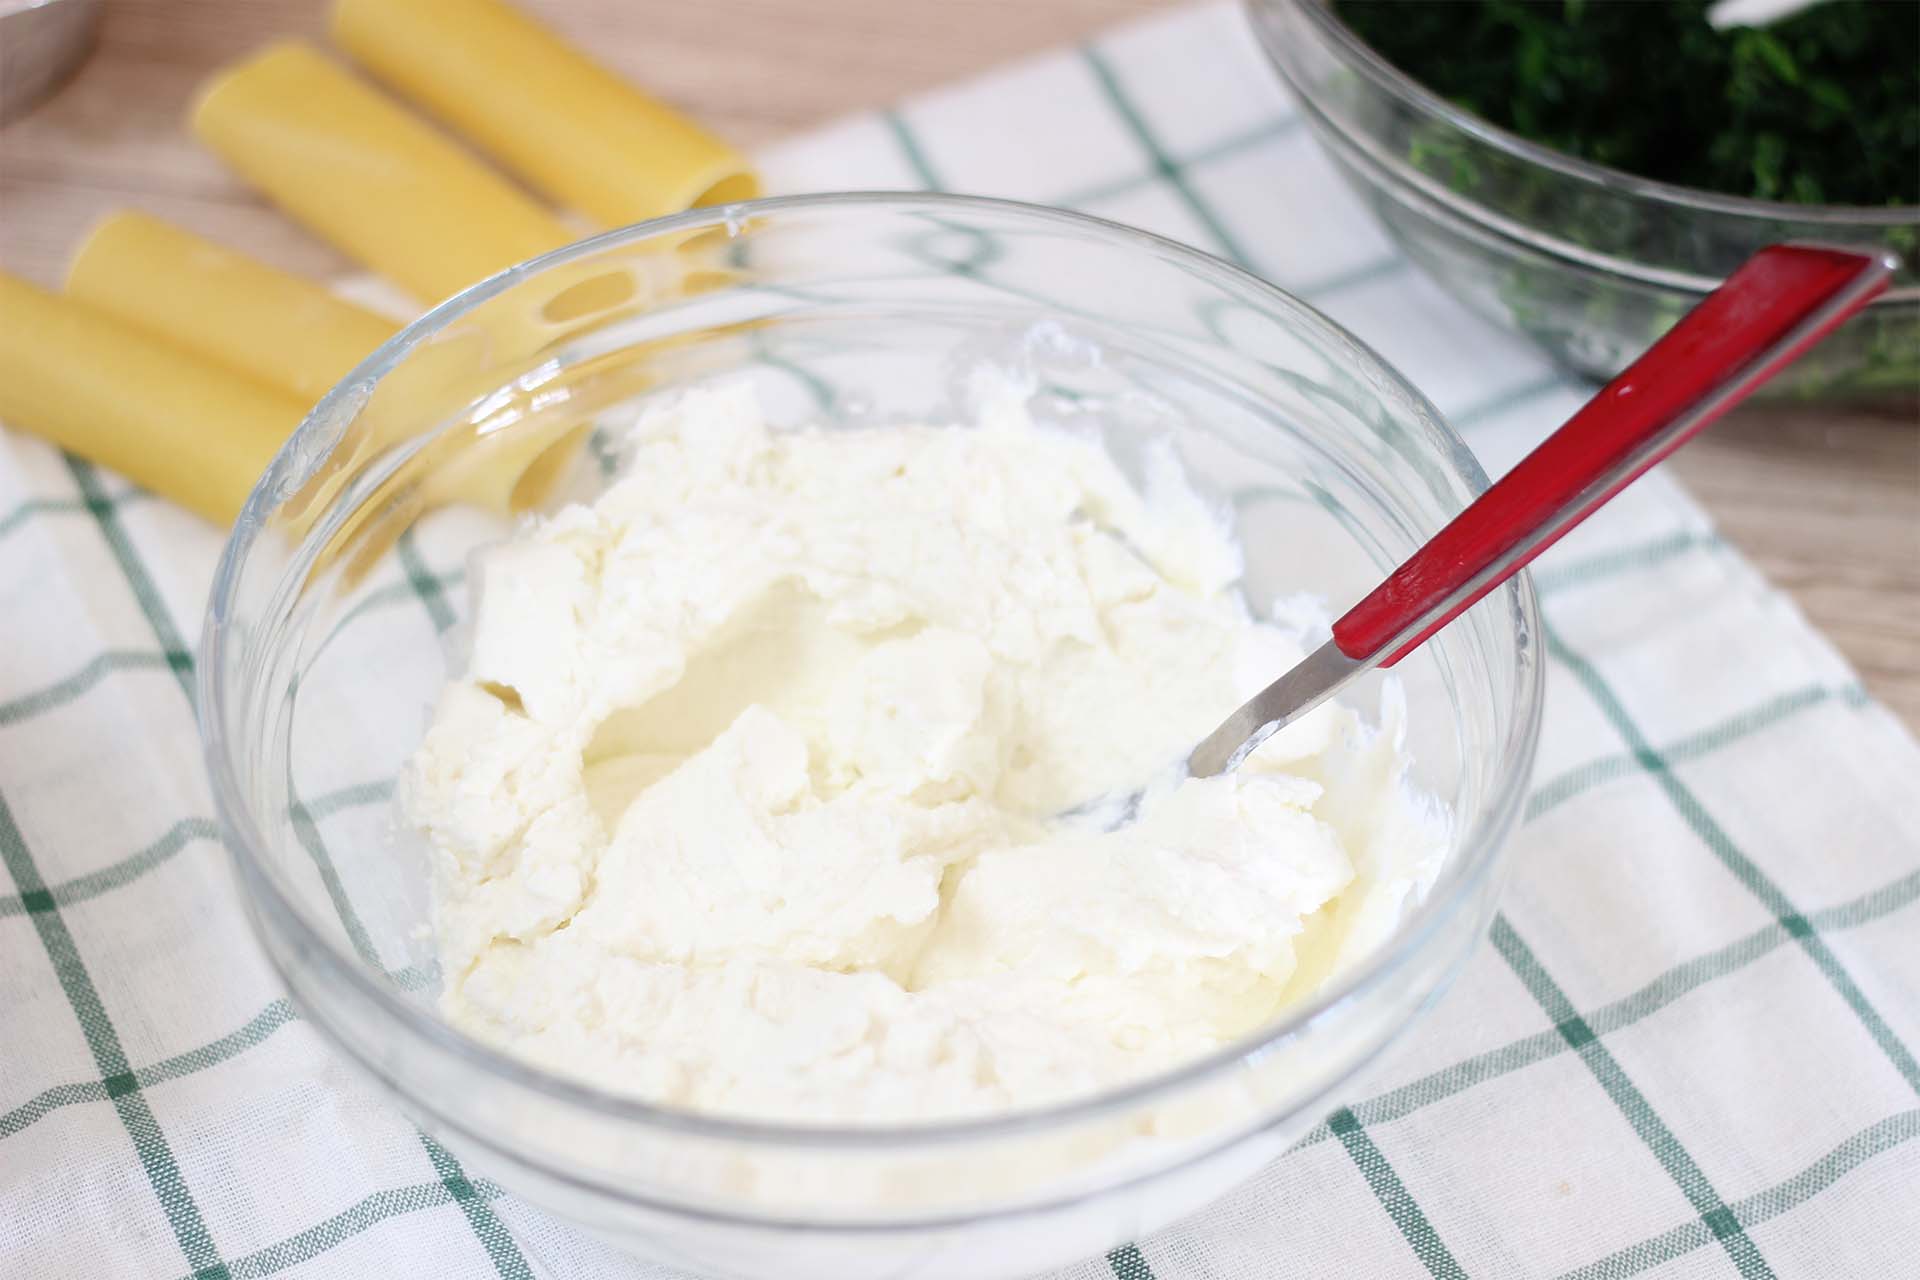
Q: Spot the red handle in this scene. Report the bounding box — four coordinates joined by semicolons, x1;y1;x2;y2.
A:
1332;243;1896;667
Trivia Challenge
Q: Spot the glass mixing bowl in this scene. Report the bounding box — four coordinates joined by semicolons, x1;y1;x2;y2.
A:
199;192;1543;1280
1250;0;1920;399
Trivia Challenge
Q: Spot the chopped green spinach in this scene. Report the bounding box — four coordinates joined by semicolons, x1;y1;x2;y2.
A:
1335;0;1919;207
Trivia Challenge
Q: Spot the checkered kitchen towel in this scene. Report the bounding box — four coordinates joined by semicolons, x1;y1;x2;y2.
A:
4;4;1917;1277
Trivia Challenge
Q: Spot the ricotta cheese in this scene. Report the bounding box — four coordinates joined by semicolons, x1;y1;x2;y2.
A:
403;383;1448;1123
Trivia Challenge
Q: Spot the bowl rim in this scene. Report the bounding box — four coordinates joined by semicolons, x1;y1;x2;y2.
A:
1268;0;1920;228
199;189;1546;1154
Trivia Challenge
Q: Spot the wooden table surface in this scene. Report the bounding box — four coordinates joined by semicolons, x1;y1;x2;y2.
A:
4;0;1916;726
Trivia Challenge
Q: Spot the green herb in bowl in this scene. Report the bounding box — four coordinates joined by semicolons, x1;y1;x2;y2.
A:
1249;0;1920;399
1335;0;1918;208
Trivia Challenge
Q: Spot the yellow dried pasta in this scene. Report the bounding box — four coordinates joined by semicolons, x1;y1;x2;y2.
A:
0;272;303;524
332;0;757;229
191;41;576;303
67;211;401;404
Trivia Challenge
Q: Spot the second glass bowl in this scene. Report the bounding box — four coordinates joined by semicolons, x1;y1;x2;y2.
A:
1251;0;1920;399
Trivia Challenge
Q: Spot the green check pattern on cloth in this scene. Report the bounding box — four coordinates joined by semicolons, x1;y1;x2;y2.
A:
3;4;1917;1276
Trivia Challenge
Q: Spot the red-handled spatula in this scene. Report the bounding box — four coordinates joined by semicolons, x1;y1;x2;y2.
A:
1183;242;1899;780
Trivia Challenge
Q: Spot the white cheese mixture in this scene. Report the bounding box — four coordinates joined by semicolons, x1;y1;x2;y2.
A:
404;384;1448;1122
